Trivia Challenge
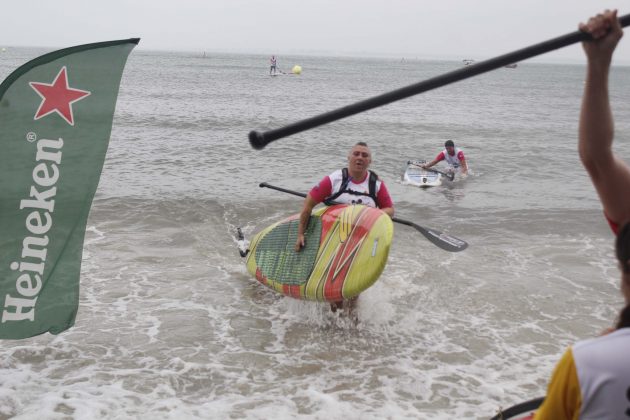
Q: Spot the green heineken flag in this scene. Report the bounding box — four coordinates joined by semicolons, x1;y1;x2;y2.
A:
0;39;139;339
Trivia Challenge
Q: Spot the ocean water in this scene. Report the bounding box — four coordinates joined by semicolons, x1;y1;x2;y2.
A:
1;47;630;419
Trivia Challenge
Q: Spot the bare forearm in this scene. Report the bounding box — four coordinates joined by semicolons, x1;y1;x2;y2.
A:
295;194;317;251
577;10;630;225
461;159;468;174
579;62;614;171
298;195;317;233
578;9;622;174
297;207;311;236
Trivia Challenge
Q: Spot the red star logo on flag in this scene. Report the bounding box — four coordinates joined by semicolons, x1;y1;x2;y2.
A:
29;66;91;126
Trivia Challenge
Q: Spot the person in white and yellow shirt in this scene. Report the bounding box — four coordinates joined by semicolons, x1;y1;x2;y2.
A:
535;223;630;420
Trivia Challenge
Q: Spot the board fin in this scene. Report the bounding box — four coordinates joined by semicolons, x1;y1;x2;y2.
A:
236;227;249;257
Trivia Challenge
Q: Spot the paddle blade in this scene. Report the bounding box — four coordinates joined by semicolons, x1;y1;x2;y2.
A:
392;217;468;252
490;397;544;420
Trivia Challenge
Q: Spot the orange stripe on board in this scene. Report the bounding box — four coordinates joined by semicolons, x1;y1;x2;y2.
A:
319;205;345;245
283;284;303;299
322;207;383;301
255;267;268;286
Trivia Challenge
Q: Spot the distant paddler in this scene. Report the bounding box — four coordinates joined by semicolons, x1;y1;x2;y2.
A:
270;55;277;75
295;142;394;315
422;139;468;176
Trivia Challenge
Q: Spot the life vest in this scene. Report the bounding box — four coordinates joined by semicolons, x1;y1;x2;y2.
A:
324;168;379;208
442;147;463;167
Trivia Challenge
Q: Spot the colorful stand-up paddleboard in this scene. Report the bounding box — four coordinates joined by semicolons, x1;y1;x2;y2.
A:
245;204;393;302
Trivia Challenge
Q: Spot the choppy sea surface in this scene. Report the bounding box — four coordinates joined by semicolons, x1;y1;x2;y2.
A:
1;47;630;419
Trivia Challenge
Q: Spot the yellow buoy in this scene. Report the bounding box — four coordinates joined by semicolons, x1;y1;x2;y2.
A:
291;65;302;75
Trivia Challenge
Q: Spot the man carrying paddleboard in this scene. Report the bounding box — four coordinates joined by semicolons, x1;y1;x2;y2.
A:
294;142;394;313
423;140;468;175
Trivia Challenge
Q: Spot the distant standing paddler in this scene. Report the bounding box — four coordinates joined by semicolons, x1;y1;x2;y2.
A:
270;55;277;75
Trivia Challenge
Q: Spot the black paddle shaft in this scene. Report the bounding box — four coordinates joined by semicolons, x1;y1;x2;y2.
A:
249;14;630;150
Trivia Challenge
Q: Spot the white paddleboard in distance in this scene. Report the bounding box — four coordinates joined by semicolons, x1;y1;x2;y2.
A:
402;160;442;188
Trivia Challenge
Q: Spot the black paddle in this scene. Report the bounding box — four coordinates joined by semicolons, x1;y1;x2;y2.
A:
249;14;630;150
490;396;544;420
407;160;455;182
259;182;468;252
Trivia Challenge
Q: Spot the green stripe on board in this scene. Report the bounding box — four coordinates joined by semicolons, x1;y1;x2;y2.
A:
255;217;321;285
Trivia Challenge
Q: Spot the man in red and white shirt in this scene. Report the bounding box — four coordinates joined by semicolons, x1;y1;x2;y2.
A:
423;139;468;175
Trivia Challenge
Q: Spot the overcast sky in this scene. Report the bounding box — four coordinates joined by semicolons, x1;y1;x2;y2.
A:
1;1;628;63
